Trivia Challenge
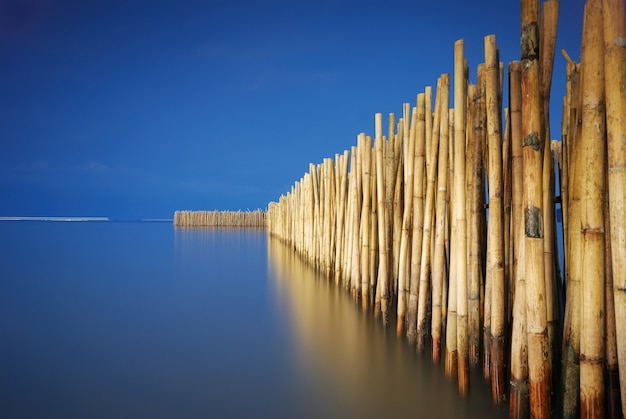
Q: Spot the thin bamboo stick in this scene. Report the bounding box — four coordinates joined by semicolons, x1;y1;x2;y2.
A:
375;113;391;326
360;134;372;309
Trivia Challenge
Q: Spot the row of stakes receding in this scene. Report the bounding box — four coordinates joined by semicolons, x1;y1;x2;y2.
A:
173;210;266;228
265;1;625;418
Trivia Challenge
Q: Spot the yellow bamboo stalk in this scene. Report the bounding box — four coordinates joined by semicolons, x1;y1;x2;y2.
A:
432;74;450;365
360;134;372;309
407;92;427;342
449;39;469;394
508;60;530;419
540;0;560;385
603;0;626;416
418;79;443;355
397;105;416;334
561;52;582;419
579;1;606;416
521;1;551;416
466;80;485;367
375;113;391;326
484;34;506;404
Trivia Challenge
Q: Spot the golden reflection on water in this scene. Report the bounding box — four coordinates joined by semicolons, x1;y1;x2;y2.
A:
267;236;507;419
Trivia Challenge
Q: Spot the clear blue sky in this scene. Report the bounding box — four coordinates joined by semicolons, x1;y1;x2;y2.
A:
1;0;584;219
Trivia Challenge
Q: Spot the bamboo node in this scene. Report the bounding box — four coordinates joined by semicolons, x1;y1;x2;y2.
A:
524;206;543;238
522;132;541;151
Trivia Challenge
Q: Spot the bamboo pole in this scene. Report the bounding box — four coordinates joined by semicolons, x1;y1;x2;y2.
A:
432;74;450;365
539;1;560;389
508;60;530;419
407;92;427;343
578;1;607;416
360;134;372;309
449;39;469;394
375;113;391;326
484;34;506;404
466;80;485;367
561;52;582;419
397;105;416;334
521;1;551;416
417;79;443;355
603;0;626;416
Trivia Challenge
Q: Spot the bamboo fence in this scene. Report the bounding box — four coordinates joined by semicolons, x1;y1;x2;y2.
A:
266;0;626;417
173;210;266;227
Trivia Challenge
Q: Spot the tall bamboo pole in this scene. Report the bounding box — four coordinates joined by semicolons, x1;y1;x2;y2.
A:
603;0;626;416
484;34;506;404
521;0;551;416
397;105;415;334
407;92;427;342
578;1;607;416
508;60;530;419
539;2;560;388
418;79;443;355
449;39;469;394
360;134;372;309
561;52;582;419
466;79;485;366
432;74;450;365
375;113;391;326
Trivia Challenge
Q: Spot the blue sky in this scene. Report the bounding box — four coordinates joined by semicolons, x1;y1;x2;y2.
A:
1;0;584;219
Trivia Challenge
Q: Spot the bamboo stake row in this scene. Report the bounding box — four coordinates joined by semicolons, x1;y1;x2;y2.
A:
265;0;625;416
173;210;266;227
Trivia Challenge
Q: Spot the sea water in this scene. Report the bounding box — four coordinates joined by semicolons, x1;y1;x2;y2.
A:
0;221;507;418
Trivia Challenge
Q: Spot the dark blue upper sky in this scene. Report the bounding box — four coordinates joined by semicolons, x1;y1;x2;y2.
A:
1;0;584;219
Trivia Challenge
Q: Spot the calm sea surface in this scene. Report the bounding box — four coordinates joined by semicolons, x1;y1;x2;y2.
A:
0;221;508;418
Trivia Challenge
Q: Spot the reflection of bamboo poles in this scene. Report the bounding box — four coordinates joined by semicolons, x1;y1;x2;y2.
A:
603;0;626;417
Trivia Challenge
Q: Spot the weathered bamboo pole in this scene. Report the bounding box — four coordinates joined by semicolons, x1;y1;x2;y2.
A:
561;50;582;419
407;92;427;343
432;74;451;365
604;167;621;418
521;0;551;416
449;39;469;394
466;79;485;368
334;150;350;285
360;134;372;309
417;79;443;354
397;105;416;334
375;113;391;326
578;1;607;416
508;60;530;419
539;2;560;389
603;0;626;416
484;34;506;404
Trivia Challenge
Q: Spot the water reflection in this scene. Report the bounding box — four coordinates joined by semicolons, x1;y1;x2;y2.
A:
267;236;508;419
